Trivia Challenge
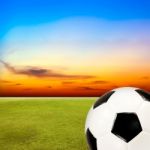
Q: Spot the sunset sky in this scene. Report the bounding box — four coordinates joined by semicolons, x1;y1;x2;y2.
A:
0;0;150;96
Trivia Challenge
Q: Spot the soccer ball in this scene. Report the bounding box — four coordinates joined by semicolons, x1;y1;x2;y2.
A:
85;87;150;150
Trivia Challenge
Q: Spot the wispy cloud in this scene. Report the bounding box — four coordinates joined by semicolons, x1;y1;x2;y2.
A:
140;76;150;80
77;86;100;91
90;80;109;84
62;81;75;84
15;83;22;86
0;79;12;83
47;86;52;88
23;88;32;91
0;60;95;79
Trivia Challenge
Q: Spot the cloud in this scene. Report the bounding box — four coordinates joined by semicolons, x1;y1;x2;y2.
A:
62;81;75;84
141;76;150;80
47;86;52;88
0;79;12;83
77;86;100;91
23;88;32;91
90;80;109;84
15;83;22;86
0;60;94;79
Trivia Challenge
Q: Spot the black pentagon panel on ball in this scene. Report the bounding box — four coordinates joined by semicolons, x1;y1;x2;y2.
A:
111;113;142;143
86;128;97;150
93;91;115;109
136;89;150;102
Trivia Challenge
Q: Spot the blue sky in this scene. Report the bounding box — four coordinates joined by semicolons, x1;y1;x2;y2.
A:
1;0;150;39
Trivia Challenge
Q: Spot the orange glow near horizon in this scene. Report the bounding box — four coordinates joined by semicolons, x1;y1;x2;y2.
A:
0;63;150;96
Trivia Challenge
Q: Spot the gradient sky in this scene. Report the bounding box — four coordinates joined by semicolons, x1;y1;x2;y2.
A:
0;0;150;96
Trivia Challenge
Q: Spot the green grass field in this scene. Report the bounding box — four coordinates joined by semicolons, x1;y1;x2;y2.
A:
0;98;95;150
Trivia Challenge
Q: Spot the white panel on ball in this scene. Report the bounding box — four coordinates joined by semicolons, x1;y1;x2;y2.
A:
108;87;143;112
137;101;150;132
88;104;115;138
85;106;94;132
128;132;150;150
97;133;127;150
